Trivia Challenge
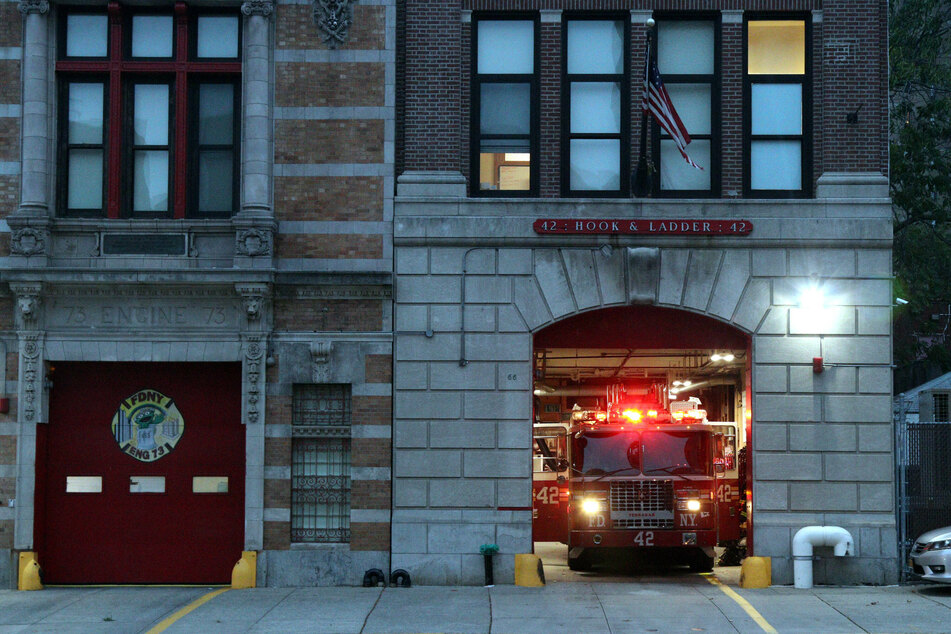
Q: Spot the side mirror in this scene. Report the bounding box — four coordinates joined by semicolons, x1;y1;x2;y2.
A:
715;462;725;474
556;458;570;472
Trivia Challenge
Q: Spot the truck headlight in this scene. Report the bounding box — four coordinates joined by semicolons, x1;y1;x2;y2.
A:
676;499;702;512
581;498;603;515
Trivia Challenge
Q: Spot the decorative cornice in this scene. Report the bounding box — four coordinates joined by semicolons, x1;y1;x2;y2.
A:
17;0;49;15
276;286;392;300
313;0;355;49
241;0;274;17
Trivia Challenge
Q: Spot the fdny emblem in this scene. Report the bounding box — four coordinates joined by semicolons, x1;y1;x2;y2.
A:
111;389;184;462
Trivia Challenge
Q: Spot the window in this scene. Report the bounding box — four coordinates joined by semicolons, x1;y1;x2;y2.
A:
291;384;351;543
563;17;629;196
653;17;718;195
744;17;810;196
472;16;538;195
934;393;949;422
57;4;241;218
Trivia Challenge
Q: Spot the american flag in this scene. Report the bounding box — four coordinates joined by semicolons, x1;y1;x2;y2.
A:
642;46;703;170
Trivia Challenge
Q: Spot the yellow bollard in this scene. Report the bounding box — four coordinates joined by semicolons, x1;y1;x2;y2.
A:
514;554;545;587
18;552;43;591
739;556;771;588
231;551;257;589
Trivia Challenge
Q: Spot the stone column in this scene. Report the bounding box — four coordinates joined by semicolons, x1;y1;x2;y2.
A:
235;0;275;269
11;282;45;551
237;282;271;552
10;0;52;262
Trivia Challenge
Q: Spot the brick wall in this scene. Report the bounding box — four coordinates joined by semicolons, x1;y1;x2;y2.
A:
273;0;393;269
400;1;889;195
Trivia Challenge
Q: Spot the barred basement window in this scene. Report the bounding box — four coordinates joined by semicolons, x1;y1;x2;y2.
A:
934;393;949;422
291;384;351;543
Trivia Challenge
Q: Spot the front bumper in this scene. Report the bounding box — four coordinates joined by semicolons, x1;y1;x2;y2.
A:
570;529;717;549
912;550;951;583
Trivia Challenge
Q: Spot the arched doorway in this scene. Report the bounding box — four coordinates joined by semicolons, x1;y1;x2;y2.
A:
531;305;751;577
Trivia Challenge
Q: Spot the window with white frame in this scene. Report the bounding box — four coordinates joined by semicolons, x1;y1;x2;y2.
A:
654;18;717;194
291;384;351;543
745;17;810;196
472;16;538;195
563;17;629;195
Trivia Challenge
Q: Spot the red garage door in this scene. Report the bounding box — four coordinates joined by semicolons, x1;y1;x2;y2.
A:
35;362;244;584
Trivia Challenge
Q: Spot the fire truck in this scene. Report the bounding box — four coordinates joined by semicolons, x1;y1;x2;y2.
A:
566;397;728;572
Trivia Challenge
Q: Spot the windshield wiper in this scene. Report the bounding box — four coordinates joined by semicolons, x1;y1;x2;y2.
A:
589;466;639;482
643;465;695;481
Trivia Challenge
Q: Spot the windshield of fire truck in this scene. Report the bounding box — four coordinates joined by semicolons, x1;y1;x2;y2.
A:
641;431;713;477
570;431;641;476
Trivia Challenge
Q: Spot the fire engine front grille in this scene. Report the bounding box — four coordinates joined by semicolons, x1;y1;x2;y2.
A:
610;480;674;529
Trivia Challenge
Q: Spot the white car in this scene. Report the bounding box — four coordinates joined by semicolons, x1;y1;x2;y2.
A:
911;526;951;583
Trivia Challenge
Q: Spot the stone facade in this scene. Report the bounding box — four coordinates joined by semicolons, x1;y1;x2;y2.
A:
1;0;394;587
394;0;895;586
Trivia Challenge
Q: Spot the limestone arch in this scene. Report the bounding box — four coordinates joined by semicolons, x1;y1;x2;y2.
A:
512;247;770;337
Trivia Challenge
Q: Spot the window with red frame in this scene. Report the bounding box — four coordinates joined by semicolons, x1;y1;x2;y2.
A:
57;3;241;219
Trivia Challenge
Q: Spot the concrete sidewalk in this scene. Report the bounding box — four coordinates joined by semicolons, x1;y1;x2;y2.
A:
3;575;951;634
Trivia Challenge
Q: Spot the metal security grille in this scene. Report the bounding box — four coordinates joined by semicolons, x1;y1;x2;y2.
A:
291;384;351;543
896;399;951;582
610;480;674;529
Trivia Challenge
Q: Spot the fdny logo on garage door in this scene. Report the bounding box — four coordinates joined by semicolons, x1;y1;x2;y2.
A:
111;389;184;462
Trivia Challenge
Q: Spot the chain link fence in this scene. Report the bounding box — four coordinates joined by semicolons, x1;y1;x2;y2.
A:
896;398;951;583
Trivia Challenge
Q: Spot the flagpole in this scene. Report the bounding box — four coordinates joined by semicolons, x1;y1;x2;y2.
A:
632;18;655;198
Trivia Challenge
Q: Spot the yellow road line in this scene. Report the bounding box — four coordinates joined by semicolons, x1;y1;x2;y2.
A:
146;587;230;634
703;573;778;634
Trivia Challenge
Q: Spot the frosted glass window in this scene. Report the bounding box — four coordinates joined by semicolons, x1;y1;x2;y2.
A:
134;85;169;145
663;84;711;135
752;84;802;135
199;84;234;144
570;139;620;191
570;83;620;134
66;15;107;57
751;140;801;190
197;16;239;58
748;21;805;75
193;476;229;493
199;151;233;211
133;150;169;211
567;21;623;74
130;476;165;493
132;16;174;57
66;476;102;493
480;83;530;135
478;21;534;74
660;139;711;190
68;83;104;144
68;150;103;209
658;21;714;75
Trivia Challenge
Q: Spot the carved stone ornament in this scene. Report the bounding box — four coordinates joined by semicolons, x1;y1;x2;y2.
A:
240;0;273;17
243;335;266;424
310;340;333;382
18;0;49;15
11;282;43;329
313;0;355;49
236;283;270;323
236;228;273;257
11;227;49;256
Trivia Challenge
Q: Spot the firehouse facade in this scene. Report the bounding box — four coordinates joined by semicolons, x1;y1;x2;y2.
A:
0;0;395;586
2;0;893;588
392;0;894;586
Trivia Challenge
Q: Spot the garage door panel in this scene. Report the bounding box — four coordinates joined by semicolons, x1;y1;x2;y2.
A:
38;362;244;584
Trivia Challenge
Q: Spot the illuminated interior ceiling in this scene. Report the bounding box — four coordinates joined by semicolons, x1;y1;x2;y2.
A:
533;348;746;383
